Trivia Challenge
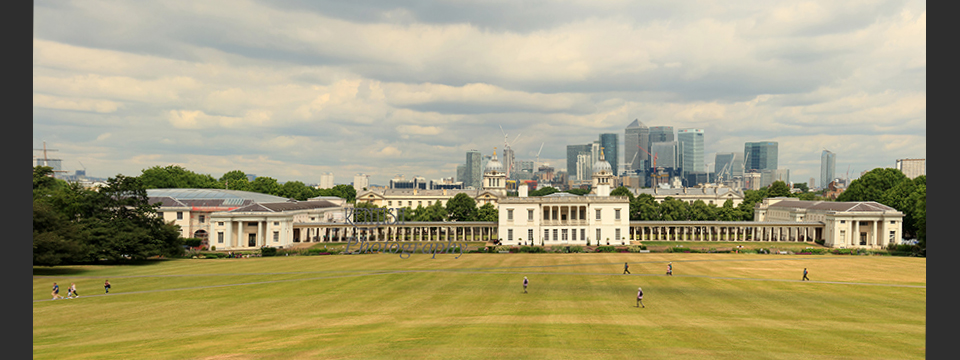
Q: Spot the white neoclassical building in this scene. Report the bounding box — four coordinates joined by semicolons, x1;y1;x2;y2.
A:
631;185;745;207
498;151;630;246
754;197;904;248
148;189;345;250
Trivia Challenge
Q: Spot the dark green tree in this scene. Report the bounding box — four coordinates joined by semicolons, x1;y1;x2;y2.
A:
767;180;791;198
632;194;660;220
280;181;317;201
610;186;635;200
529;186;559;196
836;168;908;203
477;203;498;222
219;170;250;191
139;165;221;189
659;197;689;221
326;184;357;203
689;200;714;221
564;188;590;196
446;193;478;221
248;176;283;196
792;182;809;193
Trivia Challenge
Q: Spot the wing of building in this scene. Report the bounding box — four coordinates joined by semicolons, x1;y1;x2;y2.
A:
148;188;345;250
754;197;903;248
631;186;745;207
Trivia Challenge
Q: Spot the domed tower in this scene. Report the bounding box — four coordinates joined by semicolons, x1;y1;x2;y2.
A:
592;147;615;196
484;148;507;196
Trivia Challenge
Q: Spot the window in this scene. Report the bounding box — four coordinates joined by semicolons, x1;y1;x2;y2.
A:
596;229;602;241
177;212;183;220
273;231;279;242
840;230;846;243
428;201;432;206
199;215;205;223
273;221;279;226
890;221;896;224
528;209;534;221
571;229;577;241
596;209;602;220
553;229;558;241
158;212;163;218
889;231;896;242
218;232;224;244
544;229;549;241
581;229;585;241
562;229;568;240
248;222;257;226
544;211;549;220
507;209;514;221
408;201;412;206
840;220;845;224
615;209;621;220
508;229;513;241
311;217;315;221
528;229;534;242
388;201;392;206
218;222;224;226
418;201;422;206
616;228;621;240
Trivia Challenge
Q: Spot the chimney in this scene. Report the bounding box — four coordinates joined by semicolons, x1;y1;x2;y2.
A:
519;184;528;197
443;189;447;196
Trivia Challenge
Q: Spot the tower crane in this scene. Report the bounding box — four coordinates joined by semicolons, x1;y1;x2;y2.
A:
535;142;544;168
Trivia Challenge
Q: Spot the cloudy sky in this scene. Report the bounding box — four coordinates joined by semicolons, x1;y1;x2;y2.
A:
33;0;925;186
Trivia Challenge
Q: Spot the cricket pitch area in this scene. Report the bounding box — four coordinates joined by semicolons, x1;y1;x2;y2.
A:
33;251;926;359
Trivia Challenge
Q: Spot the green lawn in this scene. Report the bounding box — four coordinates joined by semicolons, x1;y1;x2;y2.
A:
33;252;926;359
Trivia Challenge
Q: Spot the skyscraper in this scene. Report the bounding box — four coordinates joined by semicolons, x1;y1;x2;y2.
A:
456;164;466;184
319;172;334;189
502;146;515;179
820;150;836;189
599;133;619;176
714;152;743;182
624;119;650;173
353;174;369;192
465;150;482;189
678;128;704;177
744;141;778;171
651;141;678;169
567;144;592;179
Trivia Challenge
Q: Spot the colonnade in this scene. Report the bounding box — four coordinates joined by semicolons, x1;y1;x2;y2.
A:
293;223;500;243
631;223;822;242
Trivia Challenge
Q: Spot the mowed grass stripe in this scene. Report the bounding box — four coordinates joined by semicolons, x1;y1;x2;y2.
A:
34;255;924;359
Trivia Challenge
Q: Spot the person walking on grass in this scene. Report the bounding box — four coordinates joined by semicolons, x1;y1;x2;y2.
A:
666;262;673;276
636;287;645;308
104;280;111;293
523;277;529;293
802;268;809;281
623;262;630;274
52;283;61;300
67;283;79;298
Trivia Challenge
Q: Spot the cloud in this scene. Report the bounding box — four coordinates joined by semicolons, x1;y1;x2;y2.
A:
33;93;120;113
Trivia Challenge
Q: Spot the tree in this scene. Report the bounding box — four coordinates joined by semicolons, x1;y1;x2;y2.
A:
219;170;250;191
248;176;283;197
792;182;809;193
564;188;590;196
767;181;791;198
139;165;221;189
689;200;713;221
529;187;559;196
659;197;689;221
715;199;737;221
280;181;317;201
610;186;634;200
836;168;908;203
631;194;660;221
477;203;498;222
325;184;357;203
446;193;478;221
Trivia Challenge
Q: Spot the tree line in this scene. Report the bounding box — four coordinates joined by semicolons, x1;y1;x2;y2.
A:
33;166;183;266
137;165;357;202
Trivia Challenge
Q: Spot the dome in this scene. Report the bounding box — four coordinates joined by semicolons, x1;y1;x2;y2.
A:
593;148;612;174
485;150;504;173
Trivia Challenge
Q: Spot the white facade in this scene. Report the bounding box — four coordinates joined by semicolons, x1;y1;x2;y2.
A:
498;193;631;246
895;159;925;179
319;173;334;189
353;174;370;192
754;197;903;248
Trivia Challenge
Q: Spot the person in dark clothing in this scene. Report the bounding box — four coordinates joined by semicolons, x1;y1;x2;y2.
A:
636;287;645;308
802;268;809;281
104;280;111;293
523;277;528;293
623;262;630;274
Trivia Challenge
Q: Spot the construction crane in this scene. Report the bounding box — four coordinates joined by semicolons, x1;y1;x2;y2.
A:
635;145;668;186
535;142;544;168
33;141;68;176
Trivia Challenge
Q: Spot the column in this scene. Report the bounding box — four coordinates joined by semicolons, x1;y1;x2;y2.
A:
873;221;879;248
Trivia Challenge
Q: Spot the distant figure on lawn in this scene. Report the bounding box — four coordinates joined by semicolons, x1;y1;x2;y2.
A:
636;287;645;308
623;262;630;274
802;268;809;281
67;283;78;299
104;280;111;293
666;262;673;276
52;283;61;300
523;277;528;293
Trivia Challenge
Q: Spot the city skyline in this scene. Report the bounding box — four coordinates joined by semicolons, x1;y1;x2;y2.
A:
33;1;925;185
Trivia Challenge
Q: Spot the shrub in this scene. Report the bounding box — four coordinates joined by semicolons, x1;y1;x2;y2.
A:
595;246;616;253
626;245;646;253
210;246;216;251
183;238;203;248
260;247;278;257
815;239;825;245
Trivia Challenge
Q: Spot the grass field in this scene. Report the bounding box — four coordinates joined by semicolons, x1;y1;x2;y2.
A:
33;250;926;359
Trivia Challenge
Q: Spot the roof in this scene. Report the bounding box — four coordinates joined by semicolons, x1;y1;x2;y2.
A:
229;200;341;213
633;187;743;198
147;188;291;205
765;198;899;212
